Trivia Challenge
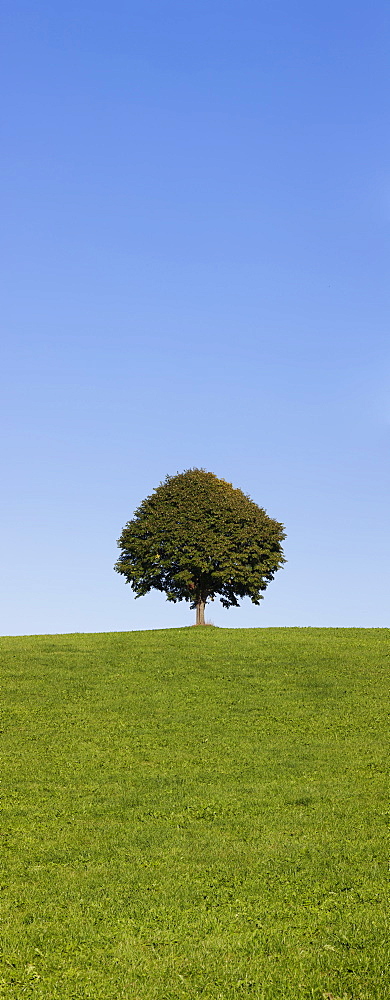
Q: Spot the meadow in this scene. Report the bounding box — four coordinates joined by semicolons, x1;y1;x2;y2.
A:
1;627;389;1000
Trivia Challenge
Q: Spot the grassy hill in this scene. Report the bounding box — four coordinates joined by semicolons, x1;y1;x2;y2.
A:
1;627;388;999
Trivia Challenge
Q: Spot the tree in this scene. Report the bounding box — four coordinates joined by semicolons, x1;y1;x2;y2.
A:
115;469;286;626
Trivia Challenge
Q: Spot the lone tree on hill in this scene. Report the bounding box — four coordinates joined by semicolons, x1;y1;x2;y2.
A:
115;469;286;626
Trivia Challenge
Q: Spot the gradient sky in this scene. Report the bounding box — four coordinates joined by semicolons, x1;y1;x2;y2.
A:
1;0;389;634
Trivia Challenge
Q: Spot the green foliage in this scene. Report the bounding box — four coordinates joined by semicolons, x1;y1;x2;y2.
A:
1;628;389;999
115;469;286;611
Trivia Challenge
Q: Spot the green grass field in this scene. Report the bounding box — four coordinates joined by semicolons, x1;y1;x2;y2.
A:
1;627;389;999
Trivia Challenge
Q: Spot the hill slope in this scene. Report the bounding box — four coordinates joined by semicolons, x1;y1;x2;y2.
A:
1;628;389;999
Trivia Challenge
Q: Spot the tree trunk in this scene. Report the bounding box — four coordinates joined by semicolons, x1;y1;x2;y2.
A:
195;599;206;626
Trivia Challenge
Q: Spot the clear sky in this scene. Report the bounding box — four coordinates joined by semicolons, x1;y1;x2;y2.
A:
1;0;389;634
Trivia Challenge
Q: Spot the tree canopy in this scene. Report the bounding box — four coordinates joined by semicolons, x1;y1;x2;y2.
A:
115;469;286;625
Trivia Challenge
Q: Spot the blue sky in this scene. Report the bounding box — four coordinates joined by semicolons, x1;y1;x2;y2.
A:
1;0;389;634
